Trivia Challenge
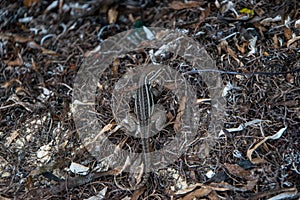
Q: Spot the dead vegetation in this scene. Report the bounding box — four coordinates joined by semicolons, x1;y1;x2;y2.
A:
0;0;299;199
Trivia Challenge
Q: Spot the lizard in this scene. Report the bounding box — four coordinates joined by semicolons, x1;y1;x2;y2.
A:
114;67;166;190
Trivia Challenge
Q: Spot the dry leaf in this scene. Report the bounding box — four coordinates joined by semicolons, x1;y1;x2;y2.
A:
200;5;210;21
4;56;23;66
108;6;118;24
224;163;256;181
174;96;186;132
260;15;281;26
254;7;265;17
235;41;247;54
5;130;19;147
182;187;212;200
209;180;256;192
32;59;38;71
0;195;12;200
1;78;21;88
175;183;203;195
169;1;204;10
283;27;293;40
24;0;40;7
247;126;287;164
227;46;244;66
131;187;146;200
41;47;57;55
112;58;119;77
287;36;300;47
273;34;279;48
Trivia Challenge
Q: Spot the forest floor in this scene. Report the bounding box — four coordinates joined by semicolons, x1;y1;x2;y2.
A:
0;0;299;199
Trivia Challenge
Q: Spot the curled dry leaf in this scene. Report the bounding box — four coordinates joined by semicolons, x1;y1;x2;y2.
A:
4;56;23;66
287;36;300;47
260;15;282;26
247;126;287;164
27;41;57;55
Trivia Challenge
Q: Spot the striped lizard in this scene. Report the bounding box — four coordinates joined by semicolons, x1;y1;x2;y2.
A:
114;67;166;190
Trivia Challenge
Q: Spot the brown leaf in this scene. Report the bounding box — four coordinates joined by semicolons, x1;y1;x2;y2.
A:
226;45;244;67
112;58;119;77
4;56;23;66
182;187;212;200
108;6;118;24
32;59;38;71
24;0;40;7
169;1;204;10
254;7;265;17
235;41;247;54
287;36;300;47
27;41;42;50
224;163;256;181
1;78;21;88
0;33;32;43
200;4;210;21
41;47;57;55
131;187;146;200
174;96;186;132
283;27;292;40
273;34;279;48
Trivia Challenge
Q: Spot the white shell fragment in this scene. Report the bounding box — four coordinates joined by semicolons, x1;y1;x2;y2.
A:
69;162;89;175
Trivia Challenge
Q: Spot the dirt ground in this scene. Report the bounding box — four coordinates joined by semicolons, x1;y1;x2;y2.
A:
0;0;300;199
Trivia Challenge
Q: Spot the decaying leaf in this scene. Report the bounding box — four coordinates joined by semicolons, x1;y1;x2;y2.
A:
182;187;212;200
260;15;282;26
27;41;57;55
247;126;288;164
112;57;119;76
224;163;256;181
226;119;270;133
287;35;300;47
235;41;247;54
5;130;19;147
283;27;293;40
24;0;40;7
273;34;279;48
108;6;118;24
174;95;186;132
3;56;23;66
169;1;204;10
